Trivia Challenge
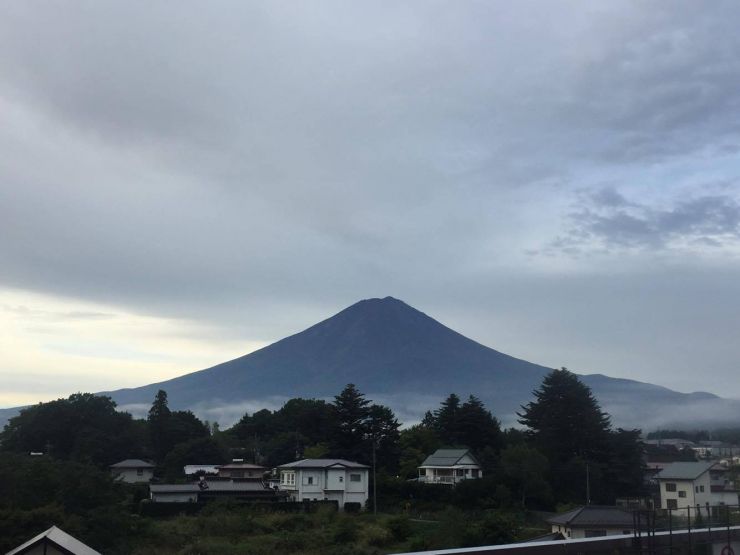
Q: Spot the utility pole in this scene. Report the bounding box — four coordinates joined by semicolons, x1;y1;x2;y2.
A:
372;437;377;515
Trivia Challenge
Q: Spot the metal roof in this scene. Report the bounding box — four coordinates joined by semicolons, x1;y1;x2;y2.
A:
656;462;715;480
150;481;270;493
109;458;155;468
546;506;635;528
6;525;101;555
217;463;266;470
278;458;370;469
420;449;479;467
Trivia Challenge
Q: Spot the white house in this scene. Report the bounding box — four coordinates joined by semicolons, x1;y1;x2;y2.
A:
547;506;636;539
109;459;155;483
6;525;101;555
417;448;482;485
656;461;739;513
277;459;369;509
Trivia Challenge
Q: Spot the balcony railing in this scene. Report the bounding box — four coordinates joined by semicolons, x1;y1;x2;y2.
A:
418;475;471;484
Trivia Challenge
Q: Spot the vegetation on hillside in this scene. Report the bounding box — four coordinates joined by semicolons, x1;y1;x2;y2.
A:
0;369;648;553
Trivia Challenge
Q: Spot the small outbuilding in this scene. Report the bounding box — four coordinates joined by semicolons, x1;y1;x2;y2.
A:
5;525;101;555
547;505;636;539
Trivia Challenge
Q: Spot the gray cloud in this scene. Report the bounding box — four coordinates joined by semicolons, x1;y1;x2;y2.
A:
2;2;740;399
549;189;740;253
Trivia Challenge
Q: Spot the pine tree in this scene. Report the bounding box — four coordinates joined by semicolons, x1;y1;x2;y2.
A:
433;393;462;445
457;395;502;453
518;368;611;463
332;384;371;461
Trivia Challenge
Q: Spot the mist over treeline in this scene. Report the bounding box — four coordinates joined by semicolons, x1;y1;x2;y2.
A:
647;429;740;444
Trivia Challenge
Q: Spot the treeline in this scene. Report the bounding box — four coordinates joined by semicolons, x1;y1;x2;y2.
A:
1;368;646;508
0;368;649;552
647;429;740;444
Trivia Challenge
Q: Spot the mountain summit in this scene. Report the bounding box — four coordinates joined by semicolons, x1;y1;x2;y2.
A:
98;296;739;429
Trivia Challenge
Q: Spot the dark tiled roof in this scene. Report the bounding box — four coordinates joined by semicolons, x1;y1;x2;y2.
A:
151;481;270;493
278;458;369;469
657;462;715;480
420;448;479;467
547;506;634;528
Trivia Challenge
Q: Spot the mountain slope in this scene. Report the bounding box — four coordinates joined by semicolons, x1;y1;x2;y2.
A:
3;296;737;429
101;296;738;429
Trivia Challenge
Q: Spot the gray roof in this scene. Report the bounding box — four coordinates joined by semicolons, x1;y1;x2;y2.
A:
657;462;715;480
150;481;269;493
109;458;155;469
217;463;266;470
278;458;370;469
547;506;635;528
6;525;101;555
420;448;479;467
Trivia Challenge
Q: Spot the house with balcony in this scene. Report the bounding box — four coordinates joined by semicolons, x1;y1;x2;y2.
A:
655;461;739;513
277;459;369;509
417;448;482;485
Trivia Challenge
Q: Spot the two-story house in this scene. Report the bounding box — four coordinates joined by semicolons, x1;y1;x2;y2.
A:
657;461;717;513
417;448;482;485
277;459;369;509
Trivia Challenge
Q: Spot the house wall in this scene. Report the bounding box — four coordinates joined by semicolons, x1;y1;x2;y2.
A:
566;526;633;539
346;470;367;493
298;469;324;500
112;468;154;483
326;469;346;491
660;473;713;512
16;542;70;555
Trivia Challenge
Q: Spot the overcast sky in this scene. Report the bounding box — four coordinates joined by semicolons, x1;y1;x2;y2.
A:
2;1;740;408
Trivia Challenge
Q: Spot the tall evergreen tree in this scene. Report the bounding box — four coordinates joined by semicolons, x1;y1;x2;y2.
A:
518;368;614;503
457;395;502;453
433;393;462;445
366;404;401;472
518;368;611;463
332;384;371;461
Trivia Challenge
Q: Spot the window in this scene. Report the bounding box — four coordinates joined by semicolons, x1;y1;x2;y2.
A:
471;469;479;478
695;486;699;493
350;474;361;482
137;469;144;476
585;530;607;538
667;499;678;510
304;475;314;485
678;491;686;498
339;476;343;482
700;485;705;492
665;483;677;492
